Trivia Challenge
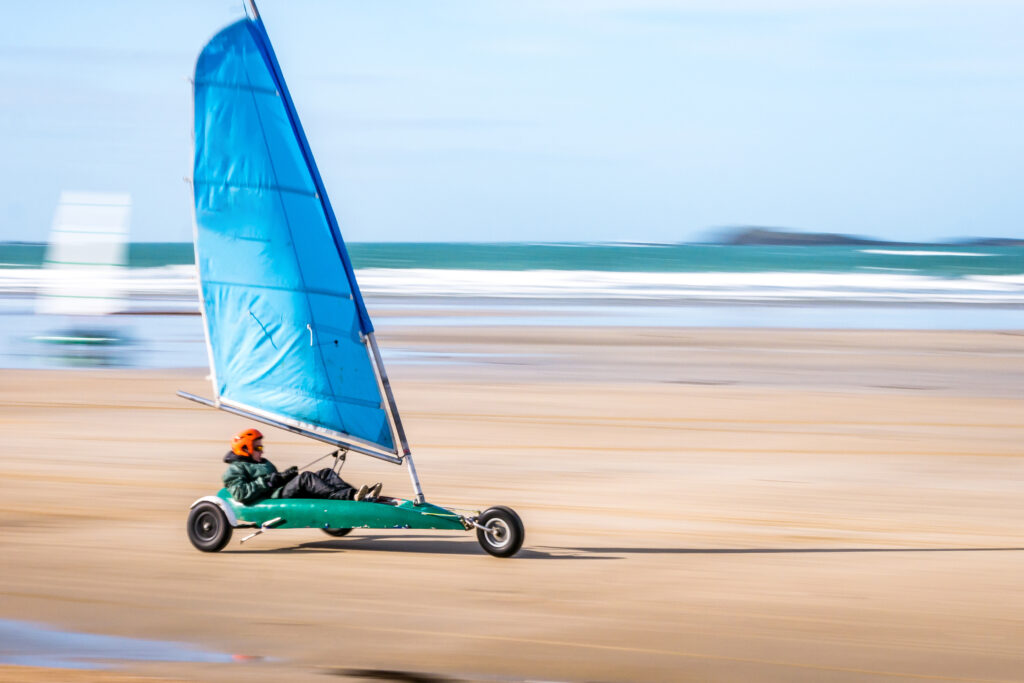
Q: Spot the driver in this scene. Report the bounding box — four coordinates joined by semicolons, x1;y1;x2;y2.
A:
222;428;382;505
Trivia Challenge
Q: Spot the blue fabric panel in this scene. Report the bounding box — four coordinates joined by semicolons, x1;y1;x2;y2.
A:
193;19;394;451
245;16;375;335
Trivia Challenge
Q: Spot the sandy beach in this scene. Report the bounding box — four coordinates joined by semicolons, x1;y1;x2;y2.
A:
1;326;1022;682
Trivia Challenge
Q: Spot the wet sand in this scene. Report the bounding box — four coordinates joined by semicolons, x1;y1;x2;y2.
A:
1;327;1022;682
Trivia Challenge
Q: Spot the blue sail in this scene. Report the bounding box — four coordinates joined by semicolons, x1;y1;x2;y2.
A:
192;17;396;453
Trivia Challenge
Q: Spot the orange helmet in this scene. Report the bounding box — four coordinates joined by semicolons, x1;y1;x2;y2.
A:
231;428;264;457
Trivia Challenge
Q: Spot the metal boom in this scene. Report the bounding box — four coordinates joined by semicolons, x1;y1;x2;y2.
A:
177;391;403;465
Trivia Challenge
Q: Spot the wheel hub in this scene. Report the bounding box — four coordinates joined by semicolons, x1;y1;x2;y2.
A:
196;512;217;540
486;519;510;547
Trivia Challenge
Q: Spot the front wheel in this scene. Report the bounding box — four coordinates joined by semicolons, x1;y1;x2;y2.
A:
475;506;524;557
322;527;353;537
187;502;232;552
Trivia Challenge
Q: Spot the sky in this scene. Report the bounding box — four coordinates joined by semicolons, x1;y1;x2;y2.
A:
1;0;1022;244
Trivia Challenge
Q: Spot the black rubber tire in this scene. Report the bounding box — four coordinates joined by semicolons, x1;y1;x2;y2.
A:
475;506;525;557
322;527;353;537
187;502;232;552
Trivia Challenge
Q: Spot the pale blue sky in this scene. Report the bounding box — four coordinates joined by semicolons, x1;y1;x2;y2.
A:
1;0;1022;243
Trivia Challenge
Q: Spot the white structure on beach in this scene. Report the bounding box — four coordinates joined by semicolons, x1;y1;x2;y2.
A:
36;191;131;316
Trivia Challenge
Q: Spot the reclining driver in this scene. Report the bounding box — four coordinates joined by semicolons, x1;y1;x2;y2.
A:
222;428;381;505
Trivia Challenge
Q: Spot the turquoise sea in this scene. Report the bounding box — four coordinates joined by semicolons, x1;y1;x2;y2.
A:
1;241;1022;278
1;241;1022;369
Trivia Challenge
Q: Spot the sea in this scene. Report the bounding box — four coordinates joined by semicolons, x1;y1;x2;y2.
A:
1;241;1022;368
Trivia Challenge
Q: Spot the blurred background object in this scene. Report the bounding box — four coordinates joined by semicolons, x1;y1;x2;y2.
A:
35;191;130;317
31;191;133;367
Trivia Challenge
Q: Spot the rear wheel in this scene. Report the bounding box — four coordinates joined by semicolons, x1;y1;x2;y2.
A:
322;527;353;537
187;502;232;552
476;506;524;557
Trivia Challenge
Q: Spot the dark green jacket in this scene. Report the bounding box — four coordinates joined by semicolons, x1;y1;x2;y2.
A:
222;452;284;505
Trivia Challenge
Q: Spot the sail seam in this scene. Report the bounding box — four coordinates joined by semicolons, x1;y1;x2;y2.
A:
192;178;315;197
195;79;277;96
233;383;382;410
203;280;353;299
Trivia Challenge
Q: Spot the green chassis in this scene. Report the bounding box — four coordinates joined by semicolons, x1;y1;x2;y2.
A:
179;399;526;556
212;488;470;532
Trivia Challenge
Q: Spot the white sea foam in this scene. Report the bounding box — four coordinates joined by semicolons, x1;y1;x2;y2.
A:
355;269;1024;305
0;265;198;300
2;266;1023;306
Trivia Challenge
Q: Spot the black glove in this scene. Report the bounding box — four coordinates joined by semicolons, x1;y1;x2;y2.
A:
266;472;285;489
282;466;299;482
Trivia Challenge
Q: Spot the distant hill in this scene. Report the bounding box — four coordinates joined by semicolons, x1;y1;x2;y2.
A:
714;227;1024;247
718;228;890;246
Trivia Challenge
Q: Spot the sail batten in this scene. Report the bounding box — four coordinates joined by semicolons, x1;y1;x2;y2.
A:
192;18;399;454
192;180;317;198
194;80;278;96
200;280;357;299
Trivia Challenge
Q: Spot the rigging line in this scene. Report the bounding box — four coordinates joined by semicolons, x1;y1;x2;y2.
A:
300;448;344;471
